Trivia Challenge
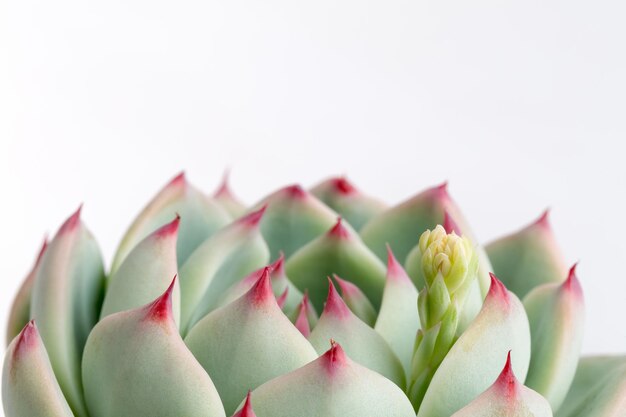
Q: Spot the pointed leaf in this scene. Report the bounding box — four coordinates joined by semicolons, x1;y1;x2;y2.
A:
286;218;386;311
30;207;105;417
213;170;247;218
112;172;231;271
523;265;585;411
486;210;567;298
333;275;377;326
2;321;74;417
184;269;318;415
100;216;181;326
249;184;338;258
451;352;553;417
82;278;226;417
415;275;531;417
6;238;47;346
374;246;420;375
179;207;270;333
244;342;415;417
310;177;386;230
308;280;406;388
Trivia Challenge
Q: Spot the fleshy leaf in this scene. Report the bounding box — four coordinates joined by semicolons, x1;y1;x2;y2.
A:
333;275;377;326
414;275;531;417
286;218;386;311
523;265;585;411
249;184;338;258
100;216;181;326
451;352;553;417
82;278;226;417
6;238;47;346
2;321;74;417
214;170;247;218
243;341;416;417
217;254;303;313
288;292;319;334
184;268;318;415
111;172;232;271
374;246;420;375
308;280;406;388
310;176;386;230
179;207;270;333
486;210;567;298
555;355;626;417
231;392;256;417
29;207;105;417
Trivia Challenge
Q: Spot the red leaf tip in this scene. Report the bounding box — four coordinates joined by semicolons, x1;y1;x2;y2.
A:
168;171;187;187
435;181;449;197
333;275;359;298
34;236;49;267
561;263;583;297
276;287;289;309
231;390;257;417
386;244;411;283
487;273;510;306
443;210;461;235
13;320;38;359
495;351;520;396
283;184;307;199
294;296;311;338
146;276;177;322
331;177;357;195
247;267;274;306
322;340;348;372
328;217;351;239
214;169;233;197
534;208;551;229
271;252;285;277
324;278;351;319
239;205;267;228
154;215;181;238
58;204;83;234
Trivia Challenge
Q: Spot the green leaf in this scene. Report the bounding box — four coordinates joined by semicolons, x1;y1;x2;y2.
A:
242;342;416;417
30;208;105;417
486;210;567;298
184;269;317;415
82;279;226;417
2;321;74;417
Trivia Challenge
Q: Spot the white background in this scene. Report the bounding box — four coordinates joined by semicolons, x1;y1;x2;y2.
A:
1;0;625;358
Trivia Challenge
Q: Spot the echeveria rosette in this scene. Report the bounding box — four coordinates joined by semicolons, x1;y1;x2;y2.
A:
3;172;620;417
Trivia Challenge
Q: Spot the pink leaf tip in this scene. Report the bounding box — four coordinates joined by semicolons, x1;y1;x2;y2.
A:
561;263;583;297
328;217;351;239
168;171;187;188
247;267;274;305
331;177;356;195
443;210;461;235
323;278;351;318
154;215;181;238
239;205;267;228
214;169;233;197
434;181;450;197
333;274;359;298
495;351;520;396
13;320;38;360
386;244;412;283
145;276;177;322
232;391;257;417
294;296;311;337
270;252;285;276
487;273;510;306
58;204;83;234
34;236;49;267
322;340;348;372
533;208;551;229
283;184;307;199
276;287;289;309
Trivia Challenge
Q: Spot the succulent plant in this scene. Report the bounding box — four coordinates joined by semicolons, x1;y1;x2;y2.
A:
3;173;625;417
